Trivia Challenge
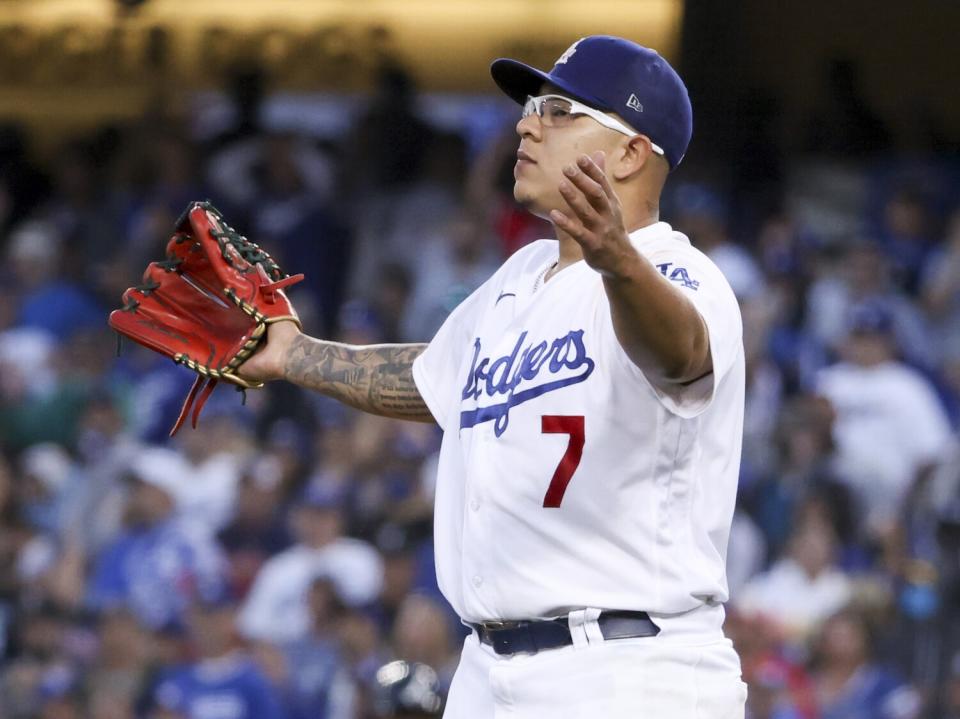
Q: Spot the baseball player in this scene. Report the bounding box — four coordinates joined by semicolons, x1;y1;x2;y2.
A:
241;35;747;718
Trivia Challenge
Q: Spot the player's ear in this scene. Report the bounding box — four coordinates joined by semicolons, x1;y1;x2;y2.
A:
611;135;657;181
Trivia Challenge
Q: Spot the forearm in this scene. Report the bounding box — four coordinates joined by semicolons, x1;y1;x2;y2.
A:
602;252;710;384
283;335;434;422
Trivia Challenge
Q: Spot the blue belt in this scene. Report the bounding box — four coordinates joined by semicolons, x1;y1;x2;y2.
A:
471;610;660;656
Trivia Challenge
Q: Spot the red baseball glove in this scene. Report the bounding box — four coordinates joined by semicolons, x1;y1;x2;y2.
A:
109;201;303;435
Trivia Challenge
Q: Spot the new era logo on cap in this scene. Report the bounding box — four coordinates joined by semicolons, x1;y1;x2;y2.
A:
626;94;643;113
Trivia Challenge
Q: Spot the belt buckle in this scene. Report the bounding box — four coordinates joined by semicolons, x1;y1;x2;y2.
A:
480;620;513;631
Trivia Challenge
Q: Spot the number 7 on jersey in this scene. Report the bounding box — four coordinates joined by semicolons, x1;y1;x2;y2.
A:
540;415;585;508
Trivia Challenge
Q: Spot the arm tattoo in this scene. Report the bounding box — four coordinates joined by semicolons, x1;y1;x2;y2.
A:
283;336;434;422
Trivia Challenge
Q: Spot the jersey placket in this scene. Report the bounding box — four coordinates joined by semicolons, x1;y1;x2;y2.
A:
457;264;597;620
459;422;500;618
458;260;556;619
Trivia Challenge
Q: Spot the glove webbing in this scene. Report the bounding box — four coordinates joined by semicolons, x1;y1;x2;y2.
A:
192;201;286;282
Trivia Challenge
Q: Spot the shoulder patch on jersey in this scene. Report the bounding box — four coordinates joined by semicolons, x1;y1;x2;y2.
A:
656;262;700;290
460;330;595;436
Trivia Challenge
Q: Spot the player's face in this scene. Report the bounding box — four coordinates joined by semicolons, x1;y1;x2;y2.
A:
512;86;625;220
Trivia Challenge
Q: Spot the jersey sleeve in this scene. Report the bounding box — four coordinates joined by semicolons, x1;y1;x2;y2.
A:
413;276;494;430
611;243;743;418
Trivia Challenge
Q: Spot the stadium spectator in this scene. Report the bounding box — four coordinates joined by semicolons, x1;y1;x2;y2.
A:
389;596;459;691
14;443;76;538
7;220;103;341
82;610;151;719
238;483;382;643
280;575;357;719
816;301;953;534
373;522;441;632
737;496;853;646
217;454;292;598
921;208;960;366
86;449;228;630
65;397;143;555
41;137;125;276
0;603;81;719
336;606;391;692
805;241;933;369
745;394;839;556
809;608;921;719
150;594;287;719
878;187;938;293
118;127;206;273
743;657;805;719
167;414;247;532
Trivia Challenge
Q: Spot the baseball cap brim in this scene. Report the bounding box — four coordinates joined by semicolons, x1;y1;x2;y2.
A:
490;59;611;112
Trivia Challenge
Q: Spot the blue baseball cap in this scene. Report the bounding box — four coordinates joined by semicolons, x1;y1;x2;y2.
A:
847;300;895;336
491;35;693;169
300;481;348;510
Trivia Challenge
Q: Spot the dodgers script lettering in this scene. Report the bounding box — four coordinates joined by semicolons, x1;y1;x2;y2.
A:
460;330;595;436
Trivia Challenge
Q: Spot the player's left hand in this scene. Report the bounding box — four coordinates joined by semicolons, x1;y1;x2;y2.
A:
550;151;639;277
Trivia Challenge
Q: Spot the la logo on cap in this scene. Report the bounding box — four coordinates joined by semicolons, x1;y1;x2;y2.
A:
555;38;584;65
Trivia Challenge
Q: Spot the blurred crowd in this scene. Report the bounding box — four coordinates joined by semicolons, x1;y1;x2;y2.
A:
1;61;959;719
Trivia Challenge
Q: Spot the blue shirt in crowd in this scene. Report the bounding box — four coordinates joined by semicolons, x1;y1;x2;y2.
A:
282;637;355;719
821;666;919;719
87;517;226;630
17;280;104;340
153;653;287;719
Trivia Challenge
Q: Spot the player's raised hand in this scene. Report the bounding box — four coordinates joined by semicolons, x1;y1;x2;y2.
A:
549;151;638;276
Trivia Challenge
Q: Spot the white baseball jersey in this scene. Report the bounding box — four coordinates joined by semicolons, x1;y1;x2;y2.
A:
412;221;744;625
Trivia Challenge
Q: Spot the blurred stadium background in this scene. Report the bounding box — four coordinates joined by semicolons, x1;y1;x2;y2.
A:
1;1;959;717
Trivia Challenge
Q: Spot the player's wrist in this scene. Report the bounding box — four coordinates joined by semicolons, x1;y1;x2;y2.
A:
269;320;304;382
600;246;646;283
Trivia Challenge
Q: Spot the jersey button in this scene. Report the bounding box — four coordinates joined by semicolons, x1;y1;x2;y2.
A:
472;575;483;587
470;499;480;511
